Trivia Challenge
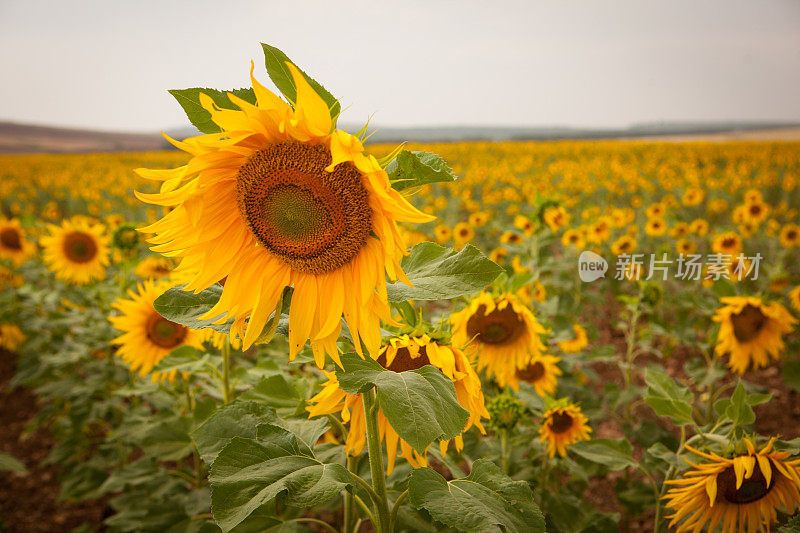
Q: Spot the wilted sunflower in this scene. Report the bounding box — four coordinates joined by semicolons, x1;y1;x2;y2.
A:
538;402;591;458
307;335;487;474
451;292;548;389
514;355;562;396
135;62;433;363
712;296;797;374
663;438;800;533
558;323;589;354
0;217;36;266
134;255;174;279
0;324;26;351
40;218;110;284
109;280;204;381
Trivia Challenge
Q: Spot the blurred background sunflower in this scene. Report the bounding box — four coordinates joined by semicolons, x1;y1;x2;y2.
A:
40;218;110;284
538;401;592;458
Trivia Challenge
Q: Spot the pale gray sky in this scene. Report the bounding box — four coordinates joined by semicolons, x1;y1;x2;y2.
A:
1;0;799;132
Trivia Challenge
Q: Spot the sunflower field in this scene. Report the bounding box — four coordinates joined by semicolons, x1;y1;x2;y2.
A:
1;44;800;533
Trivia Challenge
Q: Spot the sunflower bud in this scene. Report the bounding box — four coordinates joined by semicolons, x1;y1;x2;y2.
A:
113;224;140;251
487;392;525;431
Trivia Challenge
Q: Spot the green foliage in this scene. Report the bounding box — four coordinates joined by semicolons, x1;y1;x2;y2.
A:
570;439;637;471
209;427;353;532
0;451;26;472
407;459;545;532
335;353;468;453
387;242;503;302
169;88;257;134
386;150;458;190
643;367;694;426
260;43;340;120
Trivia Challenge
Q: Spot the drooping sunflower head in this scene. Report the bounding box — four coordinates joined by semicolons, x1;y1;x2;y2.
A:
307;335;487;474
557;323;588;354
450;292;548;389
109;280;204;381
0;217;36;266
712;296;797;374
538;402;591;458
663;438;800;533
40;218;110;284
135;61;434;363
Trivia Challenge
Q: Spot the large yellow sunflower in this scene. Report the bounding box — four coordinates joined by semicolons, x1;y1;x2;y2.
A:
538;402;591;458
109;280;204;381
712;296;796;375
663;438;800;532
0;217;36;266
135;63;433;365
307;335;487;474
40;218;110;284
450;292;548;389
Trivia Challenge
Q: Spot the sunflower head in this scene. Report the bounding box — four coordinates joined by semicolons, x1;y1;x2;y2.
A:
40;218;110;284
109;280;205;381
0;324;26;352
712;296;797;374
0;218;36;266
307;335;487;474
135;60;434;363
487;391;526;430
538;401;592;458
451;292;549;389
664;437;800;533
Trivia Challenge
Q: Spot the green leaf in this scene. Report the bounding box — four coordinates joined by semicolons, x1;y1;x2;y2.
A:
141;418;194;461
335;353;469;453
192;402;277;464
387;243;503;302
644;368;694;426
645;442;682;469
209;429;353;532
725;381;756;426
261;43;340;120
0;452;26;472
386;150;457;191
151;345;210;374
570;439;637;471
408;458;545;533
169;88;256;134
240;374;301;408
154;284;232;333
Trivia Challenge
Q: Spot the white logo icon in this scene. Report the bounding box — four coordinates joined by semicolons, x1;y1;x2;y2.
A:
578;251;608;282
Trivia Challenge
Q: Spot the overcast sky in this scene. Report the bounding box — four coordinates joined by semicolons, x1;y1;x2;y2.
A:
1;0;799;132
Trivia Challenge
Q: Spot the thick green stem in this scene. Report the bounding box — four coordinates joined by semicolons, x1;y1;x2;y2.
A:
362;388;391;533
221;340;232;403
389;490;408;532
343;456;358;533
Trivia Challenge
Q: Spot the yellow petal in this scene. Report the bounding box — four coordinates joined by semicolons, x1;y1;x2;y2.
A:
286;62;332;137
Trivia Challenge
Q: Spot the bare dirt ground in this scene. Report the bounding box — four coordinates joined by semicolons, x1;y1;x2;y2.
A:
0;350;108;533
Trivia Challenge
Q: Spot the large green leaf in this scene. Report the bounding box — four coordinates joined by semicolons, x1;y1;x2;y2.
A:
386;150;457;191
154;284;232;333
643;368;694;426
261;43;340;120
570;439;637;471
151;345;211;374
169;88;257;134
387;243;503;302
209;427;353;532
334;353;469;453
408;458;545;533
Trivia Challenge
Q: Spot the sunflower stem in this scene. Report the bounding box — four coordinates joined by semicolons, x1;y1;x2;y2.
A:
343;455;358;533
221;340;232;403
362;387;391;533
389;489;408;532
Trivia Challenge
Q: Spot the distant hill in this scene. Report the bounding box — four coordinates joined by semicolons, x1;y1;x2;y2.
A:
0;122;171;154
2;121;800;154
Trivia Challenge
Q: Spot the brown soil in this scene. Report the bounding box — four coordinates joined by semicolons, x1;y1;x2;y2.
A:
0;350;109;533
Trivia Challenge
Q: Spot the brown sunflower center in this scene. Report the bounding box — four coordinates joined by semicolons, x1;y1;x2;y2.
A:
376;345;430;373
548;411;574;434
716;460;774;504
236;142;372;274
0;227;22;251
731;304;767;342
749;205;762;216
516;361;545;383
721;237;737;249
466;304;525;346
145;313;188;349
787;230;798;240
63;232;98;263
